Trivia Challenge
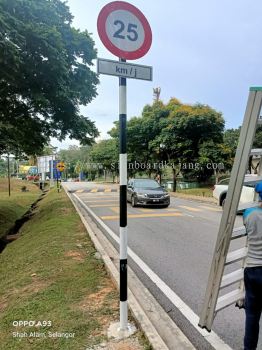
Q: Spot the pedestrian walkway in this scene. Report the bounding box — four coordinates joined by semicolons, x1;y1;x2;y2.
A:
69;188;118;193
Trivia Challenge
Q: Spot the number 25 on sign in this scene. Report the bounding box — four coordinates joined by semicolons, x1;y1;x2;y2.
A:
97;1;152;60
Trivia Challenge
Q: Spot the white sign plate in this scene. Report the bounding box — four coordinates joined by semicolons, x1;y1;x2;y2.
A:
97;58;152;81
37;155;55;174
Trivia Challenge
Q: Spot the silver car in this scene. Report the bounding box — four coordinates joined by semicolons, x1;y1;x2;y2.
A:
127;179;170;207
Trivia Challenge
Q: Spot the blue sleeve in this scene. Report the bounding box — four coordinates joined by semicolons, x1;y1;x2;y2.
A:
243;207;258;221
255;182;262;193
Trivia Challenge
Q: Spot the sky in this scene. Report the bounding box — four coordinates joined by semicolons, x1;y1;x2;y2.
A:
53;0;262;149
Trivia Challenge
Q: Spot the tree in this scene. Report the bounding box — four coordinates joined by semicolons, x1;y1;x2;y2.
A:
58;145;91;178
0;158;7;177
90;139;118;181
0;0;99;155
109;99;227;189
152;102;226;188
109;101;169;177
224;126;262;174
224;128;241;163
198;141;231;183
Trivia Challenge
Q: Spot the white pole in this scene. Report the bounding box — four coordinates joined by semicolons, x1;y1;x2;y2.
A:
119;58;128;330
50;156;54;188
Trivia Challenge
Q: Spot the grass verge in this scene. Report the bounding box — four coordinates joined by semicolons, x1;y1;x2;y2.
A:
176;186;213;197
0;179;41;238
0;189;147;350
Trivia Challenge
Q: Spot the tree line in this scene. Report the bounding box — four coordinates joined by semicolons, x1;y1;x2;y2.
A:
58;98;262;189
0;0;98;157
1;0;261;190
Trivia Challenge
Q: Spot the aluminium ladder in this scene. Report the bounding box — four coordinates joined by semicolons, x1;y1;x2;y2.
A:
198;87;262;331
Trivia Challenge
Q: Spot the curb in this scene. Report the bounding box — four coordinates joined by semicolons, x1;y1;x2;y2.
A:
170;192;217;204
64;187;196;350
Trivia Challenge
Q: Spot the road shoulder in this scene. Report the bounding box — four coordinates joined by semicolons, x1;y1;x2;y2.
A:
66;188;196;350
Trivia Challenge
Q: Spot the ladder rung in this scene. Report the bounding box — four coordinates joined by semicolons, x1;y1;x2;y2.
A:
220;269;244;289
250;148;262;155
216;289;245;312
231;226;247;239
238;201;259;212
225;247;247;265
243;175;262;184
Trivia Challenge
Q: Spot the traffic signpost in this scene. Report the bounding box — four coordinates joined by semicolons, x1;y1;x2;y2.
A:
97;1;152;333
97;58;152;81
56;162;65;172
56;162;65;192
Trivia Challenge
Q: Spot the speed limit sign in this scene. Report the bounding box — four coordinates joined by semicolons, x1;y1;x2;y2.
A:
97;1;152;60
97;1;153;332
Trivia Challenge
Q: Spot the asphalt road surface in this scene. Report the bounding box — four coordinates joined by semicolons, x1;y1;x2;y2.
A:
64;181;262;350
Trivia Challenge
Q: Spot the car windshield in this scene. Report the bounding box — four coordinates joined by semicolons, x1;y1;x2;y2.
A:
244;182;257;188
218;178;230;185
134;180;160;189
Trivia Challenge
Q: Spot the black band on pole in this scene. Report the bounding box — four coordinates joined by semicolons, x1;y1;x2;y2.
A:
120;185;127;227
120;259;127;301
119;76;127;86
119;114;127;154
119;57;128;326
119;58;126;87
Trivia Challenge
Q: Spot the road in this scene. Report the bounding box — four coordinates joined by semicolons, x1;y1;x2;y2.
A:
63;181;261;350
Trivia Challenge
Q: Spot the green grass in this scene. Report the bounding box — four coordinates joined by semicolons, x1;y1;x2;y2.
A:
176;186;213;197
0;189;149;350
0;179;41;238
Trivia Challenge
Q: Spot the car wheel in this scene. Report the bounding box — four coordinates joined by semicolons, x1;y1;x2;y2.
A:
131;195;137;207
222;198;226;209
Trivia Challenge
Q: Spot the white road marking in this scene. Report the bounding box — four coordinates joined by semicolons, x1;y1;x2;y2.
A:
74;194;232;350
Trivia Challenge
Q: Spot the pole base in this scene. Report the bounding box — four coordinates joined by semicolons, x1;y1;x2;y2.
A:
107;322;136;340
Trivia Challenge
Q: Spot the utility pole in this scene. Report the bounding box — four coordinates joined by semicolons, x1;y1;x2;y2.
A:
16;159;19;179
153;87;161;102
7;153;10;197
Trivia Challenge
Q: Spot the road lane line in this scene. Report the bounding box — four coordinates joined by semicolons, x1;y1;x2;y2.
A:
139;208;158;212
73;194;232;350
101;213;184;220
79;195;118;199
82;199;118;203
90;204;119;208
199;205;221;212
165;208;180;212
75;189;85;193
138;208;180;212
91;188;98;193
178;205;202;212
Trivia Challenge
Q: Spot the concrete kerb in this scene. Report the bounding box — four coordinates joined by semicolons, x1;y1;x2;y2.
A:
63;186;196;350
170;192;217;205
65;189;169;350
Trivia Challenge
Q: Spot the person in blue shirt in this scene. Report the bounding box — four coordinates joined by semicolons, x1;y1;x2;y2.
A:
243;182;262;350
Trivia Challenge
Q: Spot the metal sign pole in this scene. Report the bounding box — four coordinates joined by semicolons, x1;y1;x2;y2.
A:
97;2;152;335
119;58;128;331
50;156;54;188
7;153;10;197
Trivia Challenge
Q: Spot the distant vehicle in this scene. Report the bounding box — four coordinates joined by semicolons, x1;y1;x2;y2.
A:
26;175;40;181
213;175;262;208
127;179;170;207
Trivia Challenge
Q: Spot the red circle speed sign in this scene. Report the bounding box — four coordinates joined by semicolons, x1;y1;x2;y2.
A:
97;1;152;60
